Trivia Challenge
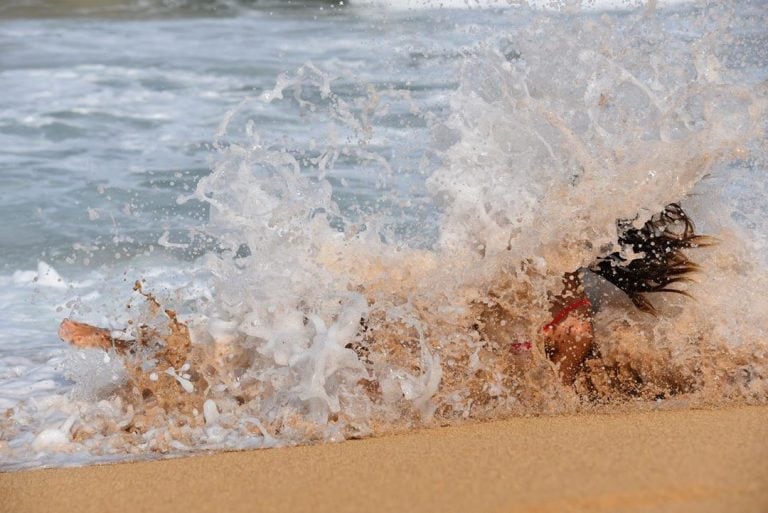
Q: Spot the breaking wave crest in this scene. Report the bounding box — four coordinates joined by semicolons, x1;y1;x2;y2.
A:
2;1;767;470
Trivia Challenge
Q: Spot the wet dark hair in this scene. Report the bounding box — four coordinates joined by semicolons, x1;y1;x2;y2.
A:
590;203;714;314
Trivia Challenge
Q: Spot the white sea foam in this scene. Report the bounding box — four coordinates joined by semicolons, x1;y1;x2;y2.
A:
349;0;693;11
1;0;766;471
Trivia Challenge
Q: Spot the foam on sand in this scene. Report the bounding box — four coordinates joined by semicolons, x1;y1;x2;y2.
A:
2;406;767;513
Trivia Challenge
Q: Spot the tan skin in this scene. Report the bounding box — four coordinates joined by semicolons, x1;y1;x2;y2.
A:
543;271;594;384
58;319;131;352
543;302;593;385
58;273;595;387
59;204;711;390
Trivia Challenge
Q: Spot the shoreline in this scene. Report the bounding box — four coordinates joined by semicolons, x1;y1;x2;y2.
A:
2;405;767;513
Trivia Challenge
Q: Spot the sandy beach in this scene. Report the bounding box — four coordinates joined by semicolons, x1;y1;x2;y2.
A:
2;405;766;513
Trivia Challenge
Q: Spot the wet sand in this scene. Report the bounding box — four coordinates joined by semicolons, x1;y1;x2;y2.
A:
2;406;767;513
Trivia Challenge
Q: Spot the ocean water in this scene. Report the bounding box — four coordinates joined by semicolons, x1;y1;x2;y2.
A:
1;0;767;470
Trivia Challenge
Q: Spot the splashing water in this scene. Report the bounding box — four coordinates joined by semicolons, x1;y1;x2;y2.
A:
1;0;767;470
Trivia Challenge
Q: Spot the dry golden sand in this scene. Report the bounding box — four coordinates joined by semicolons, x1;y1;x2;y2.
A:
2;406;767;513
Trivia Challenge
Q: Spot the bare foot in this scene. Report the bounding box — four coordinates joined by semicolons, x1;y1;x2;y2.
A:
58;319;122;351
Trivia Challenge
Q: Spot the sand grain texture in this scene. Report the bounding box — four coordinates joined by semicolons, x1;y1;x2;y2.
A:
2;406;767;513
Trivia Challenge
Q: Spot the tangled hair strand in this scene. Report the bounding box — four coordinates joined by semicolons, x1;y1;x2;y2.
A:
590;203;715;314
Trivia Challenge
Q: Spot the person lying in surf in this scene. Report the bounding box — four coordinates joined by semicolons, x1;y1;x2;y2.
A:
536;203;711;384
58;203;711;389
